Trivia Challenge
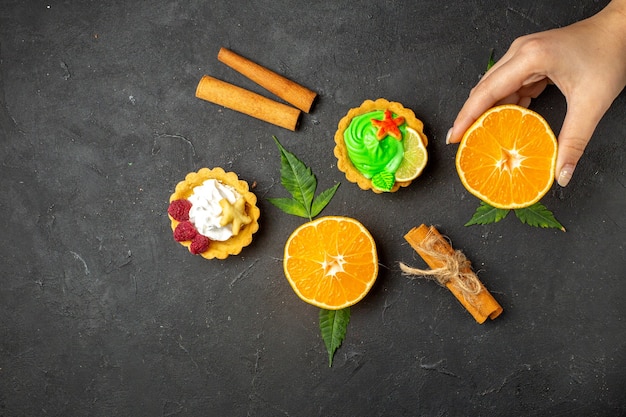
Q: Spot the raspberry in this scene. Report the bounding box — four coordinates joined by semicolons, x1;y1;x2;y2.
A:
190;234;210;254
173;221;197;242
168;199;192;221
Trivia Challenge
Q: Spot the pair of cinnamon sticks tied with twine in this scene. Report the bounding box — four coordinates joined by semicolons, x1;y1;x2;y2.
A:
401;224;503;324
195;47;317;131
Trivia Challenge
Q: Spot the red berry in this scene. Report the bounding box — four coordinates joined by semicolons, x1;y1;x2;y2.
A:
173;221;197;241
168;199;192;221
190;234;210;254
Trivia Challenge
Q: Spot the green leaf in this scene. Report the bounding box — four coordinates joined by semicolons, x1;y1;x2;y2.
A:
486;48;496;71
371;171;395;192
311;182;340;218
465;201;510;226
514;202;566;231
270;136;340;220
272;136;317;218
319;308;350;367
266;197;309;218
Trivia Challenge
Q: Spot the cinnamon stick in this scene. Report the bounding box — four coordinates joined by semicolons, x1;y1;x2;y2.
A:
195;75;301;131
402;224;503;324
218;47;318;113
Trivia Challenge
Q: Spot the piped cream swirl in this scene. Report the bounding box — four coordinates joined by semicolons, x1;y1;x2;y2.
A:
343;110;406;184
188;179;242;241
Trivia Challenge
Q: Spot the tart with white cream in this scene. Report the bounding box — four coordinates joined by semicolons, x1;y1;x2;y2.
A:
168;167;260;259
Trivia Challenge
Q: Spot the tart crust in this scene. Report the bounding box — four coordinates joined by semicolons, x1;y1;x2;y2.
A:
169;167;260;259
334;98;428;193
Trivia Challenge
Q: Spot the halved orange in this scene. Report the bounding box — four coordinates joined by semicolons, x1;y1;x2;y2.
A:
455;104;557;209
283;216;378;310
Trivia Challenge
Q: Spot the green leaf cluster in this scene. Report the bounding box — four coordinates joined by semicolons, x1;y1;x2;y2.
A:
268;136;340;221
466;200;565;231
319;308;350;367
269;136;348;367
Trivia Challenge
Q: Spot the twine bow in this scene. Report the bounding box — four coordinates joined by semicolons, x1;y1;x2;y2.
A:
399;230;482;299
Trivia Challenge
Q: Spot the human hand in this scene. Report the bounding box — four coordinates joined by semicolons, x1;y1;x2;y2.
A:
447;0;626;186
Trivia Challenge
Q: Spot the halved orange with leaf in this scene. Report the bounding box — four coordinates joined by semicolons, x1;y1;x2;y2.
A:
455;104;557;209
283;216;378;310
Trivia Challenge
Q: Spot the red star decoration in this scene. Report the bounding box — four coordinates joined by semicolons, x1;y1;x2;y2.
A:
371;110;405;141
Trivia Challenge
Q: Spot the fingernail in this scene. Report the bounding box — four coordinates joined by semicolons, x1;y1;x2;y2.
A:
445;128;453;144
557;164;575;187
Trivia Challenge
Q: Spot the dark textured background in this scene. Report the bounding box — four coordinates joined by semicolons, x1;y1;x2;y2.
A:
1;1;625;416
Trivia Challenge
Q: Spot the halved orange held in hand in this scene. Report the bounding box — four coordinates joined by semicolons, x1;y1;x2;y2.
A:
455;104;557;209
283;216;378;310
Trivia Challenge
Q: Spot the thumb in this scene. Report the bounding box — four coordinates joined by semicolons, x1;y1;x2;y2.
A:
555;100;604;187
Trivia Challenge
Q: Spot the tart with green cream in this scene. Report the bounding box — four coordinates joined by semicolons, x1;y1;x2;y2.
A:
334;98;428;193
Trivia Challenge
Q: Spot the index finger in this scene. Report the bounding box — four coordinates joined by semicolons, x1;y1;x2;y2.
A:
448;59;541;143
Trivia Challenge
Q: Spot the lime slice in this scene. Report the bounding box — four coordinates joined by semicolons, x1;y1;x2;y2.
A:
395;127;428;182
